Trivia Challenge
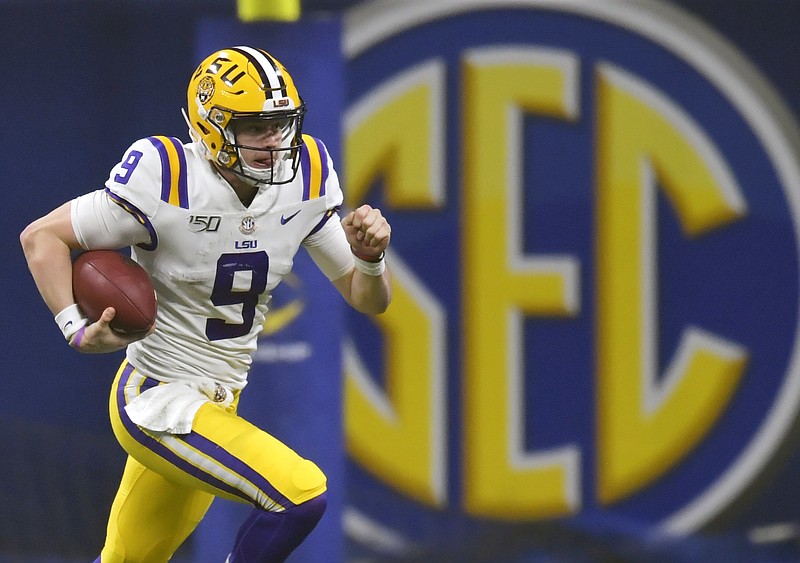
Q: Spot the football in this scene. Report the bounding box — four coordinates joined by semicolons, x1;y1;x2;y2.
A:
72;250;157;334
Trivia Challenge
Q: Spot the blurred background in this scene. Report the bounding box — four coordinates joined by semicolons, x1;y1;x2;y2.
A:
4;0;800;561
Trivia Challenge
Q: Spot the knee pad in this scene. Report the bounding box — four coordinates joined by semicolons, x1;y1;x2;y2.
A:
289;458;327;501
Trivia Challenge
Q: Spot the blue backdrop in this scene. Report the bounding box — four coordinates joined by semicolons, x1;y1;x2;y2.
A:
5;1;800;563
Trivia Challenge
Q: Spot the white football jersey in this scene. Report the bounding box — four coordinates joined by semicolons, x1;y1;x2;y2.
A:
71;135;351;389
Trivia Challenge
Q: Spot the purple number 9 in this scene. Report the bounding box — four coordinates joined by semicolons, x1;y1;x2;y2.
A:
114;150;143;184
206;251;269;341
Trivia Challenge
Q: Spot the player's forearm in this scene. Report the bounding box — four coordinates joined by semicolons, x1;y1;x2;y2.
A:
348;267;392;315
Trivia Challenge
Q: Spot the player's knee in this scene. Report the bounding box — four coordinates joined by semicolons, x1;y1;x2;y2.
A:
287;491;327;531
284;459;326;528
289;458;327;499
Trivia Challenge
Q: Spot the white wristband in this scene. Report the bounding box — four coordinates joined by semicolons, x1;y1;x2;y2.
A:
353;254;386;277
55;303;89;340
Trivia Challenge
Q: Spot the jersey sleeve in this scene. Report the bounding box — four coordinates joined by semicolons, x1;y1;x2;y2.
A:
301;135;345;241
303;213;355;281
104;137;168;218
71;189;153;250
300;135;343;212
319;139;344;212
300;136;354;279
73;136;184;251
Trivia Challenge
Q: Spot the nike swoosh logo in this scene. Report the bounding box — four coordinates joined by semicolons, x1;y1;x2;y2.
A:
280;210;301;225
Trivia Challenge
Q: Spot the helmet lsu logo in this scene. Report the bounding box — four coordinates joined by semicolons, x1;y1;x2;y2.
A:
197;76;215;104
343;0;800;545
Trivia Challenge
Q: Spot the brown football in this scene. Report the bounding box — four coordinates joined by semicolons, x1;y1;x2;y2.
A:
72;250;157;333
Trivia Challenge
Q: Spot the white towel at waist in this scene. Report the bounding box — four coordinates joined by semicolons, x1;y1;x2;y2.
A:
124;379;235;434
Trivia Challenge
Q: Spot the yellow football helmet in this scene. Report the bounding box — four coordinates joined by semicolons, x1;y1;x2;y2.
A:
186;46;306;185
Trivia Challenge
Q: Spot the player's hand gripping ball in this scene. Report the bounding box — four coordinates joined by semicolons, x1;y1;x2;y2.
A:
72;250;157;333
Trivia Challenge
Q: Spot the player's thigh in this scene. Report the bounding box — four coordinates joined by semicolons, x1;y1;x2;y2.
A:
101;455;214;563
110;363;326;509
191;401;328;507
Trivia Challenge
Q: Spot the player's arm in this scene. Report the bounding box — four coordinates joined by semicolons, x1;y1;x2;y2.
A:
302;140;391;314
20;202;81;316
21;139;160;352
20;200;148;353
304;204;392;315
335;204;392;314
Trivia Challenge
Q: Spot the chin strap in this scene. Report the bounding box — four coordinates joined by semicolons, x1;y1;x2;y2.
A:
181;108;203;146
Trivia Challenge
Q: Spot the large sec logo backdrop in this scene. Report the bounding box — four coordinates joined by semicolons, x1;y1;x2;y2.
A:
341;0;800;556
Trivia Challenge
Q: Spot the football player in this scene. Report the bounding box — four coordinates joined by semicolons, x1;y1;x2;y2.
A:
20;46;392;562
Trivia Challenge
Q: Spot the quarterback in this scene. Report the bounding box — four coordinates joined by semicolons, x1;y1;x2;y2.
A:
20;46;391;562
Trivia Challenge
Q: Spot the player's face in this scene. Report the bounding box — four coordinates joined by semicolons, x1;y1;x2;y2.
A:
232;118;288;169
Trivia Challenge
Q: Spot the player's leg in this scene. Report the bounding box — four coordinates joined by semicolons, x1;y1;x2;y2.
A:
97;455;214;563
226;493;327;563
110;361;328;562
188;404;328;563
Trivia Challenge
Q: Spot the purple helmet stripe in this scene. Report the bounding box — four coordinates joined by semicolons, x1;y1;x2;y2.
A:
230;46;285;100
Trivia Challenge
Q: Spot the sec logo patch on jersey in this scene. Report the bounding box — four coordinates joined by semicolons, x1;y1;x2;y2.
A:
239;216;258;235
342;0;800;547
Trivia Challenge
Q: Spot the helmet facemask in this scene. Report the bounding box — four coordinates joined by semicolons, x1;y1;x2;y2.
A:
213;106;306;186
